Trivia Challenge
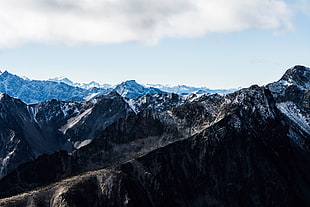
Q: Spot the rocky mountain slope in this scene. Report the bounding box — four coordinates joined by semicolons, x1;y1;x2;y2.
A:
0;92;137;178
267;65;310;148
0;65;309;206
0;90;187;179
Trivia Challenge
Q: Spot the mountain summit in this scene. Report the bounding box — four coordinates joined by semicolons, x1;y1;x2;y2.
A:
114;80;163;99
280;65;310;89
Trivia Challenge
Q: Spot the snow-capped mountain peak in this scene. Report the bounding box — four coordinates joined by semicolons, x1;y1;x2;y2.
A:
48;77;112;89
114;80;163;99
268;65;310;98
75;81;112;89
1;71;11;77
146;83;237;95
48;77;74;86
279;65;310;89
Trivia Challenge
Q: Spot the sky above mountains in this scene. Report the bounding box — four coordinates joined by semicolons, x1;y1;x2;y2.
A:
0;0;309;88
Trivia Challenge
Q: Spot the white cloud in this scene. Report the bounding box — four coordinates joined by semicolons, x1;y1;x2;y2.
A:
0;0;294;47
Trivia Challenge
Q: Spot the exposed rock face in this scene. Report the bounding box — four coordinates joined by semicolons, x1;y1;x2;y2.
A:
268;65;310;107
0;92;136;178
0;94;36;179
302;89;310;108
267;65;310;148
0;66;309;206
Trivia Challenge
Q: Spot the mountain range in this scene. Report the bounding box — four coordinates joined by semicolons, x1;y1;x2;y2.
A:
0;65;309;206
0;70;237;103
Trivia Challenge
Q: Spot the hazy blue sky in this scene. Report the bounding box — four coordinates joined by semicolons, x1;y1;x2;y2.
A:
0;0;309;88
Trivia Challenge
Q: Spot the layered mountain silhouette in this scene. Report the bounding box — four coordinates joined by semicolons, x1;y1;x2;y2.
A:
0;71;235;103
0;66;309;207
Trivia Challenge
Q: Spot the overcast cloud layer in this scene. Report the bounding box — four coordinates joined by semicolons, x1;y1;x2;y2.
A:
0;0;296;47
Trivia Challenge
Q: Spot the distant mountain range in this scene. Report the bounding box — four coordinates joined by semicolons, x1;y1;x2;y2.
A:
0;66;309;206
0;70;237;103
145;83;237;95
0;71;109;103
48;77;112;89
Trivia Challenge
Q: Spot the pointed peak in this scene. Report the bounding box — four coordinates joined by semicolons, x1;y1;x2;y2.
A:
115;80;143;89
0;93;13;101
284;65;310;75
122;80;139;85
291;65;309;71
2;70;9;75
273;65;310;90
281;65;310;80
125;80;137;83
62;77;72;82
0;70;20;79
48;76;74;86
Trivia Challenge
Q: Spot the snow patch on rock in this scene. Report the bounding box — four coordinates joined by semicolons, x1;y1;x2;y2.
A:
74;139;92;149
276;102;310;135
59;107;93;134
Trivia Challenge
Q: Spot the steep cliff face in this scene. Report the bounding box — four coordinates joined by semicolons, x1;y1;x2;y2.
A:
0;94;36;178
268;65;310;151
